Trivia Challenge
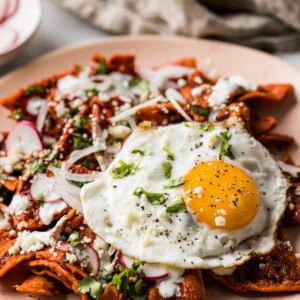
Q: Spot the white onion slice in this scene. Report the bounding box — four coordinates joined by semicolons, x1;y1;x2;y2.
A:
165;88;192;121
110;95;167;123
63;170;102;182
277;161;300;178
65;143;105;167
36;100;48;133
49;166;83;213
165;87;187;103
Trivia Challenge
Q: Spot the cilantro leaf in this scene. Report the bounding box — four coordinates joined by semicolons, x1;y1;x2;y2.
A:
78;276;102;300
161;161;172;179
164;178;186;188
32;161;48;173
162;147;175;161
85;88;98;99
25;84;45;96
95;59;108;75
36;193;44;207
44;148;59;162
111;261;146;298
133;187;167;205
166;195;187;213
8;108;25;121
67;231;81;247
129;78;150;94
131;149;151;156
189;104;209;117
72;133;93;149
218;130;235;159
112;160;140;179
199;124;213;132
74;117;89;129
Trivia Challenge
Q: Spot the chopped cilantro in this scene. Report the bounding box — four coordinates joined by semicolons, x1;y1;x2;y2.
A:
129;78;150;94
78;276;102;300
112;160;140;179
25;84;45;96
189;104;209;117
199;124;213;132
53;159;61;168
33;161;48;173
133;187;167;205
166;195;187;213
74;117;89;130
85;88;98;99
1;174;8;181
44;148;59;162
111;261;146;299
70;106;79;116
81;156;97;169
62;257;69;263
183;122;191;128
131;149;151;156
8;108;25;120
95;59;108;75
36;193;44;207
74;64;83;70
67;231;81;247
162;147;175;161
161;161;172;179
164;178;186;188
72;133;93;149
218;130;235;159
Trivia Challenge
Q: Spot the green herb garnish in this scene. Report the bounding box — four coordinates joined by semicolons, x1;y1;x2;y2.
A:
199;124;213;132
67;231;81;247
164;178;186;188
25;84;45;96
218;130;235;159
8;108;25;120
166;195;187;213
36;193;44;207
112;160;140;179
72;133;93;149
111;261;146;299
131;149;151;156
133;187;167;205
78;276;103;300
1;174;8;181
44;148;59;162
189;104;209;117
162;147;175;161
95;59;108;75
161;161;172;179
129;78;150;94
74;117;89;130
85;88;98;99
33;161;48;173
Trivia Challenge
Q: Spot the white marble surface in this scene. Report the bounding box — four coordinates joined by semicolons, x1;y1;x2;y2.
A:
1;0;300;76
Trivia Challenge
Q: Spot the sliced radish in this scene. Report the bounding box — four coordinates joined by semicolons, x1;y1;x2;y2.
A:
75;244;100;277
6;121;44;155
56;241;73;252
0;0;8;23
120;254;168;281
3;0;19;21
30;174;62;203
0;25;19;52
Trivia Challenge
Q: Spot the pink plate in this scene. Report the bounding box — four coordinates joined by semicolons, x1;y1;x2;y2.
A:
0;35;299;300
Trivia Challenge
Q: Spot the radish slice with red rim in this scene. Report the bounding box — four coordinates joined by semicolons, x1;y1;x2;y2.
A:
120;253;168;281
0;25;19;52
30;174;62;203
0;0;8;23
4;0;19;20
75;244;100;277
56;241;73;252
6;121;44;154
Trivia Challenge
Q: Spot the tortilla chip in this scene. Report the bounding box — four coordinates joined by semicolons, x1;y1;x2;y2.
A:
208;229;300;293
15;275;62;296
251;115;277;135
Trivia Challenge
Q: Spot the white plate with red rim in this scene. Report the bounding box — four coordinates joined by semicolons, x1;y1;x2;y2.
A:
0;0;41;66
0;35;299;299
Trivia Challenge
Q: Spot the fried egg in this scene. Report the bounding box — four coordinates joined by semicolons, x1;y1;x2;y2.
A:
81;118;288;269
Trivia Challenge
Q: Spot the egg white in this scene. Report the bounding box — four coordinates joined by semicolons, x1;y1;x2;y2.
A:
81;118;288;269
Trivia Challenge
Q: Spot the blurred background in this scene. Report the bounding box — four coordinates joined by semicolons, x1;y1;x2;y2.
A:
1;0;300;76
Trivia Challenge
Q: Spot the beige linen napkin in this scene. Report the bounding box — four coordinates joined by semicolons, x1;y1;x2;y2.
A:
58;0;300;52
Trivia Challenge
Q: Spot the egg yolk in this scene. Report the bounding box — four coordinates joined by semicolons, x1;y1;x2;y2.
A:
182;161;259;230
